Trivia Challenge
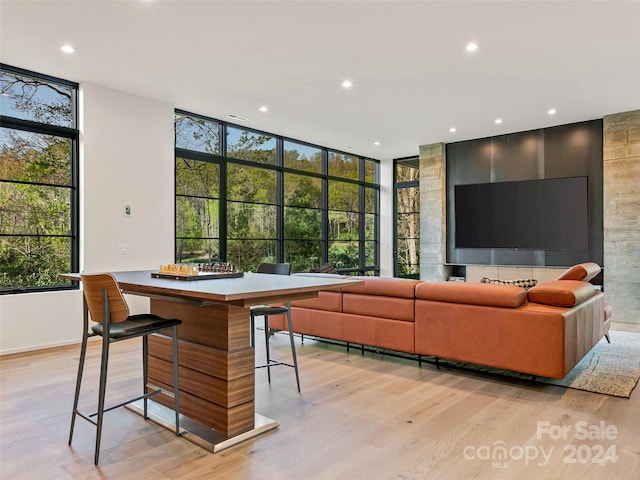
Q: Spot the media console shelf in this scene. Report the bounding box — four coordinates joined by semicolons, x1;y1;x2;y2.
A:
465;265;566;284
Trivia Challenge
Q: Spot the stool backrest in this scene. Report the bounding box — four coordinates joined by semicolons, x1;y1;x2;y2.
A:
256;262;291;276
81;273;130;324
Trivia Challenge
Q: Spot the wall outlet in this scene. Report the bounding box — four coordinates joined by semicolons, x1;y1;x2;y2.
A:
116;243;132;255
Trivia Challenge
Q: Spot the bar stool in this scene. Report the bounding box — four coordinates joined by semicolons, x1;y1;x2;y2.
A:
250;263;301;393
69;273;182;465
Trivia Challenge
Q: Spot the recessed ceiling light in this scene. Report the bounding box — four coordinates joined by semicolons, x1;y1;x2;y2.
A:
465;42;478;53
259;106;269;112
449;127;457;133
373;141;380;146
548;108;557;115
60;44;75;54
341;80;353;88
494;118;503;124
227;113;248;121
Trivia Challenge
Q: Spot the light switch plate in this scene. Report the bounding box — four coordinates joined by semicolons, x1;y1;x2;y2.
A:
117;243;132;255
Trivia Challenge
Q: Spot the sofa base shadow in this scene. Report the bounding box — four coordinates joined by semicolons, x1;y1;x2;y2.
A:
268;329;544;385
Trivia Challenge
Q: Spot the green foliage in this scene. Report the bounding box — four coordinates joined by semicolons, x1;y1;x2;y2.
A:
286;240;322;272
329;242;359;269
328;152;358;180
227;240;275;273
0;237;71;288
283;147;322;173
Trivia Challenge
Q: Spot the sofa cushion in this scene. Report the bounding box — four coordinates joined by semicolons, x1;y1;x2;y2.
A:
415;282;527;308
527;280;595;307
343;294;415;321
340;277;422;298
555;262;601;282
290;291;342;312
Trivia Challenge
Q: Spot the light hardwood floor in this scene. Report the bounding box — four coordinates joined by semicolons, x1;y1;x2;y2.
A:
1;322;639;480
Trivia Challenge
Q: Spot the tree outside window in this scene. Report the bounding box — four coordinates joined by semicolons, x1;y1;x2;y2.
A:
0;65;78;292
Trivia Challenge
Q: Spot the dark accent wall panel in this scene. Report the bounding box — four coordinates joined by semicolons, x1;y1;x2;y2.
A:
446;119;603;267
491;130;542;182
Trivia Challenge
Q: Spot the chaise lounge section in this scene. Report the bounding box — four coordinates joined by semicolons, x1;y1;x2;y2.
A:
414;280;606;378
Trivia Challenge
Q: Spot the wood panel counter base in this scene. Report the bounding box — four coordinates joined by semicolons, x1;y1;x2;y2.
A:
149;298;255;437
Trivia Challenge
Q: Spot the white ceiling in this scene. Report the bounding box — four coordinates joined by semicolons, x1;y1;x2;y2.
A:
1;0;639;161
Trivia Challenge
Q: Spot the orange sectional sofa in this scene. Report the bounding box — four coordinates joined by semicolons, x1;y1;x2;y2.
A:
268;263;610;379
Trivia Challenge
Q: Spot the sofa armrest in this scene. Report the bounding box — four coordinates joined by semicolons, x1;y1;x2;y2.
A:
555;262;601;282
527;280;595;307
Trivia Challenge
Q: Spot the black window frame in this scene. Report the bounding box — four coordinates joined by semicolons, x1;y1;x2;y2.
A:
175;109;380;276
393;156;420;278
0;64;79;294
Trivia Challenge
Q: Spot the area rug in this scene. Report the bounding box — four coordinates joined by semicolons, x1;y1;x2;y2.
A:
537;331;640;398
437;331;640;398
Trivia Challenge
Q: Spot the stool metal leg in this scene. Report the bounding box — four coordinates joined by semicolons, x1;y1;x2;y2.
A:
171;326;181;436
94;289;111;465
250;314;255;347
142;334;149;419
95;332;110;465
285;304;301;393
69;326;89;446
70;296;91;446
264;315;272;384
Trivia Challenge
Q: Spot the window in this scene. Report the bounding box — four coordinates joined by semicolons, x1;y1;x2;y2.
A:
175;110;379;275
0;65;78;293
284;173;323;271
328;180;360;269
394;157;420;278
175;157;220;263
227;163;278;272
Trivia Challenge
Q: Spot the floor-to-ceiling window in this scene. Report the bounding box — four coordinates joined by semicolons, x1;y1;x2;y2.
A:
226;126;278;269
0;64;79;293
175;110;379;275
283;140;323;271
394;156;420;278
175;114;222;266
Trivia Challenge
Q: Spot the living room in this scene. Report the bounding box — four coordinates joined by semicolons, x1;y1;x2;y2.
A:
1;1;639;479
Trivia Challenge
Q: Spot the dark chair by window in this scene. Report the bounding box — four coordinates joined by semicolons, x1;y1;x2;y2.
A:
250;263;301;393
69;273;182;464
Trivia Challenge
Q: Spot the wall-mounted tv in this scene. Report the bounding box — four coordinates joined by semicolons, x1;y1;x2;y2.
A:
454;176;589;251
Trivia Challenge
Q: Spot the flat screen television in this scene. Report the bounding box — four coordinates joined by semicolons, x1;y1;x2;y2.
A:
454;176;589;250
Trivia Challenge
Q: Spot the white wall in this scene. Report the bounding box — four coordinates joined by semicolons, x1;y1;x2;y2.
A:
0;84;175;355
